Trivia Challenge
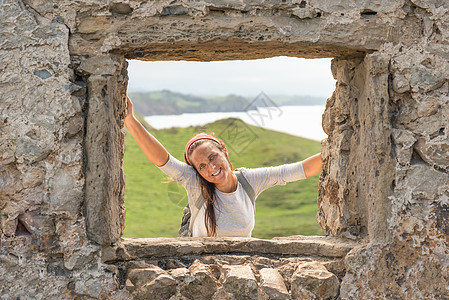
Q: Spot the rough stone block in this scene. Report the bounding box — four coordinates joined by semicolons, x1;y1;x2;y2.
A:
128;265;167;287
84;57;127;245
78;55;119;76
213;287;233;300
258;268;289;300
291;261;340;300
414;137;449;169
49;167;83;217
222;264;258;300
181;260;219;299
170;267;189;282
118;236;357;260
132;274;177;300
404;165;448;201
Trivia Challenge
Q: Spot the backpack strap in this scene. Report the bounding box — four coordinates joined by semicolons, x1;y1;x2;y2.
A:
235;168;256;206
178;204;192;237
184;169;255;236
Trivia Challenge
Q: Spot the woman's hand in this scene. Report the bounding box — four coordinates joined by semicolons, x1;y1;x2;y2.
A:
302;153;323;177
124;95;135;126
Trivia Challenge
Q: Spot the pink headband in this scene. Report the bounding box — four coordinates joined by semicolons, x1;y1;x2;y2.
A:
184;134;224;165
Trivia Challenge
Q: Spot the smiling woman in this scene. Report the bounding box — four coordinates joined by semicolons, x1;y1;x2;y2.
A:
124;96;323;238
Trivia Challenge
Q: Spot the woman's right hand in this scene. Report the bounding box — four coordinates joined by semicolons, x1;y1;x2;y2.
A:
124;95;135;125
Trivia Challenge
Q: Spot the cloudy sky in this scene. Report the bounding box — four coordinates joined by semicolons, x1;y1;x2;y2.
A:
127;56;336;98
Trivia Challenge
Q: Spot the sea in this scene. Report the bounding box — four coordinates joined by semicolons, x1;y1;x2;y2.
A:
144;105;327;141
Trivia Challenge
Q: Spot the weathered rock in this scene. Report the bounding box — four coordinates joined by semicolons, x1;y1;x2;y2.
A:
291;262;339;300
222;264;258;300
319;53;396;243
84;58;127;245
133;274;177;300
320;259;346;281
118;236;357;260
181;260;220;299
342;241;449;299
391;129;416;165
213;287;234;300
125;279;135;292
258;268;289;300
400;164;448;201
170;267;189;282
414;137;449;169
128;265;167;287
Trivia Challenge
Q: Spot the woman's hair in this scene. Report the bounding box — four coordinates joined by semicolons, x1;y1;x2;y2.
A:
185;136;232;237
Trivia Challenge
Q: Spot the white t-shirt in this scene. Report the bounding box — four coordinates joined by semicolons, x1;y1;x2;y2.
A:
159;154;306;237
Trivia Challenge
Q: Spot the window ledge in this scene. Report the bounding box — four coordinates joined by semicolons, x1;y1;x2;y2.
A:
102;235;362;263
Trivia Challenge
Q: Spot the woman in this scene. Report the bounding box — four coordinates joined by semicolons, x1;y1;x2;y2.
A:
124;96;323;237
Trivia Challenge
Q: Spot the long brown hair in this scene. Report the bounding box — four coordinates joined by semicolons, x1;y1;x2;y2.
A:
185;137;233;237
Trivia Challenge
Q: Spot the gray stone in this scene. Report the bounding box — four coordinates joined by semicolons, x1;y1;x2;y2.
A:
161;5;188;16
16;137;52;164
410;68;445;92
33;69;52;80
63;245;99;271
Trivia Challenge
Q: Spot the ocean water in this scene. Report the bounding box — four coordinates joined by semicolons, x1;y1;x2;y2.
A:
144;105;327;141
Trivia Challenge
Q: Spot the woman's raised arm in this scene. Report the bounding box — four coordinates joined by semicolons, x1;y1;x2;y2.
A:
302;153;322;178
124;96;169;167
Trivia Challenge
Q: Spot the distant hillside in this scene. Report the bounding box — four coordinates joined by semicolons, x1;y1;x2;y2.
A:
128;90;326;116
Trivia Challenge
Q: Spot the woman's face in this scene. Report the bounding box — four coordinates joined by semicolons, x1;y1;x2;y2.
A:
189;142;232;184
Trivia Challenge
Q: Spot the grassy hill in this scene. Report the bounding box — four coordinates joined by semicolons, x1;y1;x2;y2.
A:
123;118;324;239
128;90;326;116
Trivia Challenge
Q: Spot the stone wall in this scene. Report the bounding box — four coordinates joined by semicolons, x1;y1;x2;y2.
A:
105;236;357;299
1;0;448;299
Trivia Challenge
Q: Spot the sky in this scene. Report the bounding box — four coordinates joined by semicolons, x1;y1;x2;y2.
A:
127;56;336;98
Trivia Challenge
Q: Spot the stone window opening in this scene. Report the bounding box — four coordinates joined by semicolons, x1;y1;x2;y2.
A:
121;57;331;239
89;52;376;298
71;24;380;298
76;53;364;299
78;49;370;247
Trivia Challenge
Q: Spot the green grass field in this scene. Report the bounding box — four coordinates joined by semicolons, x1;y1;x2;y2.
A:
122;117;324;239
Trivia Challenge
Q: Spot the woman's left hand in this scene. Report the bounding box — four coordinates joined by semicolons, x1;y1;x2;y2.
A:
302;153;322;177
